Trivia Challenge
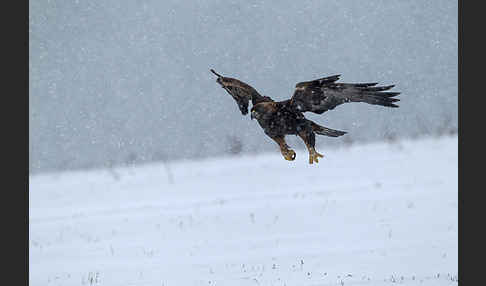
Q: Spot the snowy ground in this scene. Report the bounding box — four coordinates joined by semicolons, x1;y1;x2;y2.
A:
29;135;458;286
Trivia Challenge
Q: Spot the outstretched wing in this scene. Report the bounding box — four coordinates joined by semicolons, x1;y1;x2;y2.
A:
290;74;400;114
211;69;273;115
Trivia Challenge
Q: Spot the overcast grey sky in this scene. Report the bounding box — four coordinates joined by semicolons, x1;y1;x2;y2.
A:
29;0;457;174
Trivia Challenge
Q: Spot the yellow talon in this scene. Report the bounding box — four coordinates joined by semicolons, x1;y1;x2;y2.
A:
283;149;296;161
309;150;324;164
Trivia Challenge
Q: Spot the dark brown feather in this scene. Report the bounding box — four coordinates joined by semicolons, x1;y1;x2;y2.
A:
290;76;400;114
211;70;273;115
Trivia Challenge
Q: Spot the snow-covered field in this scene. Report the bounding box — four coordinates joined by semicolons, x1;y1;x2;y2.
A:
29;135;458;286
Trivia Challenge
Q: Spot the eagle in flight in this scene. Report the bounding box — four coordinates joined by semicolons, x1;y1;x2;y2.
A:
210;69;400;164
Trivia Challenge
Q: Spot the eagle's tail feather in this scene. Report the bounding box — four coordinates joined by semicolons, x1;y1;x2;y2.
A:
310;121;347;137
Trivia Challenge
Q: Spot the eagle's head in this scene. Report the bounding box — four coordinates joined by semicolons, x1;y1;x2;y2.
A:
250;105;263;120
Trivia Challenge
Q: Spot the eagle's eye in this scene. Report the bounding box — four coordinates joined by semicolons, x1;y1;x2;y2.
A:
250;109;257;120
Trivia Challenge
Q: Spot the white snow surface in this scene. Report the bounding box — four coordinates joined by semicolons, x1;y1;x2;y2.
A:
30;135;458;286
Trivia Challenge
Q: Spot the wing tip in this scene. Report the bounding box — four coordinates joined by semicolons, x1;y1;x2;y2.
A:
327;74;341;81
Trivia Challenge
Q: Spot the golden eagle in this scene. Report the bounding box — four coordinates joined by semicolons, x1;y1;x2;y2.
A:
211;69;400;164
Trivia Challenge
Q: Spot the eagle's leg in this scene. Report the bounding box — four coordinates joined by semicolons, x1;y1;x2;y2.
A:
270;136;296;161
298;131;324;164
